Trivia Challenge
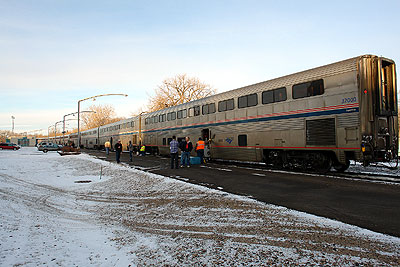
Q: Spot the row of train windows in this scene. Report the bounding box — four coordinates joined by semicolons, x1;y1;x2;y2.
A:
82;130;97;136
100;121;135;133
145;79;324;125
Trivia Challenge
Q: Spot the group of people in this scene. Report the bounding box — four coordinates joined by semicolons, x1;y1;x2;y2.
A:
170;136;206;169
105;140;143;164
104;136;206;167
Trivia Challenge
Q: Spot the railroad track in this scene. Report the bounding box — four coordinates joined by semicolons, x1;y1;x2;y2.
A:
327;171;400;184
211;158;400;184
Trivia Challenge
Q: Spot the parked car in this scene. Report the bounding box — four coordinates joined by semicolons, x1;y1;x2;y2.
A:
0;143;21;150
37;143;62;153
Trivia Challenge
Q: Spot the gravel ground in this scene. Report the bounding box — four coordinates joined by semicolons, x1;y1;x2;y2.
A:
1;148;399;266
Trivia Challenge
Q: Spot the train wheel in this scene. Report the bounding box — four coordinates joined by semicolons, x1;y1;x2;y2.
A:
333;159;350;172
311;152;332;173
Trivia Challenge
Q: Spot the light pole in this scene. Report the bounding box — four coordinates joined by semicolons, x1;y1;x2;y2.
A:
11;116;15;133
62;111;95;145
138;111;147;147
77;93;128;148
48;125;53;142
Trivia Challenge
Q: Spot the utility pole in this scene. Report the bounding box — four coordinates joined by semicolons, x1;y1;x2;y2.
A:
11;116;15;133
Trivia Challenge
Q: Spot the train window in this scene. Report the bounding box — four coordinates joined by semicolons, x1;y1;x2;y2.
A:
293;79;324;99
238;95;247;108
189;106;200;117
226;99;234;110
177;109;187;119
248;94;258;107
194;106;200;116
167;112;176;121
159;114;166;122
203;103;215;115
209;103;216;114
154;116;158;123
262;90;274;104
218;100;227;112
162;138;166;145
238;134;247;146
131;121;134;127
219;99;235;111
274;87;287;102
202;104;209;115
239;93;258;108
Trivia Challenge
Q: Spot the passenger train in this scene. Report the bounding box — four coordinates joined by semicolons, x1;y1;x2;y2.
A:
43;55;398;171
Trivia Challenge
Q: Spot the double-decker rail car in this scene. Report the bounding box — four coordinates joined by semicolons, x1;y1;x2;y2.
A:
138;55;397;171
80;128;99;149
75;55;397;172
96;118;139;150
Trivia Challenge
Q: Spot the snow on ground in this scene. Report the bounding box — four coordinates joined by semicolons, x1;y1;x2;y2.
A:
347;160;400;176
1;148;399;266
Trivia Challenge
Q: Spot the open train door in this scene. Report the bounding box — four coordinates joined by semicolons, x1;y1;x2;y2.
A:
201;129;211;159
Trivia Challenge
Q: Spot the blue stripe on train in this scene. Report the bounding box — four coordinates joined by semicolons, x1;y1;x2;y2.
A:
142;107;359;134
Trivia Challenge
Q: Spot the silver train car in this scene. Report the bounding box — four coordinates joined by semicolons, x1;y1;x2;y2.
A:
76;55;398;171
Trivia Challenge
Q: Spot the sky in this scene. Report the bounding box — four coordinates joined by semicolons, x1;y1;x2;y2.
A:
1;0;399;134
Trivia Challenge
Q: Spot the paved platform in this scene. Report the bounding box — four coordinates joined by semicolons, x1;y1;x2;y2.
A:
84;149;400;237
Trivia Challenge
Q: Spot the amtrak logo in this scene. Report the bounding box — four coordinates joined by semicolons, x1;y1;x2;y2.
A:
225;138;233;144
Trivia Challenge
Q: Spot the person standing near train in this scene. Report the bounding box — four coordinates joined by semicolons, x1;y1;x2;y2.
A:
114;140;123;163
128;141;134;162
139;144;146;156
170;136;179;169
180;136;193;167
195;137;205;164
104;140;111;155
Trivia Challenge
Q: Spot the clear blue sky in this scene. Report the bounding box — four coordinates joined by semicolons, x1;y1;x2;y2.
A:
1;0;399;133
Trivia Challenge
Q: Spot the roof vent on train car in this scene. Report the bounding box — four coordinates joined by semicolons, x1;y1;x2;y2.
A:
306;118;336;146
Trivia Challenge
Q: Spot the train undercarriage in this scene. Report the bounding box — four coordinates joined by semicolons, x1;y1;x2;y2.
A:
262;149;351;173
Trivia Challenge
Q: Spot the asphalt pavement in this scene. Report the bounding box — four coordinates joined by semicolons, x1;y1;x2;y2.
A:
84;149;400;237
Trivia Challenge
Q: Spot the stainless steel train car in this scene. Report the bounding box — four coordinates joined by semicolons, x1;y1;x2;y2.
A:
74;117;140;151
74;55;398;171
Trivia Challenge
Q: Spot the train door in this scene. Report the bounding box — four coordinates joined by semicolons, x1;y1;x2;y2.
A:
359;56;398;164
201;129;211;158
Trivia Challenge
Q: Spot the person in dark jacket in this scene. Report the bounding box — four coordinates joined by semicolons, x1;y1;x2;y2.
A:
170;136;179;169
127;141;134;162
180;136;193;167
114;140;123;163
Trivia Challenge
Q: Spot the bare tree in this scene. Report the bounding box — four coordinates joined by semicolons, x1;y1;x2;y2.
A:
80;104;125;130
0;130;12;143
148;74;216;112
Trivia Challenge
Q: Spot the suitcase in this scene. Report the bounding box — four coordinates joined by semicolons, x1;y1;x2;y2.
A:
189;156;201;165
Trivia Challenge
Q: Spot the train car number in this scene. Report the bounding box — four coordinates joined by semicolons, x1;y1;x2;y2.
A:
341;97;357;104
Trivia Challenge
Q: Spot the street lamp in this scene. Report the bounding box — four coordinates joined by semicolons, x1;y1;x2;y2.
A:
77;93;128;148
11;116;15;133
48;125;54;142
62;111;95;145
138;111;147;147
